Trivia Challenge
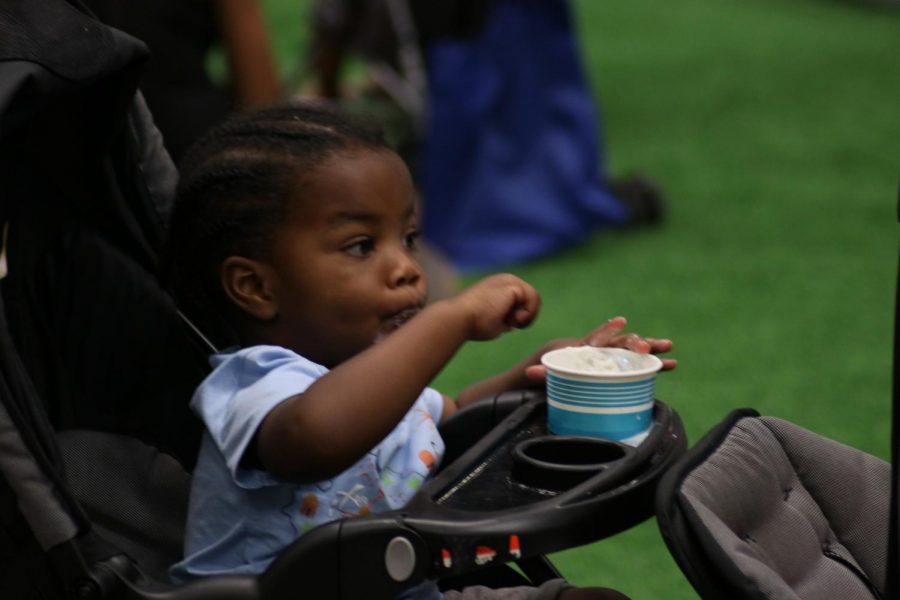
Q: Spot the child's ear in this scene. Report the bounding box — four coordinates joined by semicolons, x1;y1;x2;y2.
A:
221;256;279;321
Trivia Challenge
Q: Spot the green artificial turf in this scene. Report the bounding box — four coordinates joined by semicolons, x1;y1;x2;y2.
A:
265;1;899;597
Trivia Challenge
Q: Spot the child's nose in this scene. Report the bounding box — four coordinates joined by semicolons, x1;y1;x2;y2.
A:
389;250;422;288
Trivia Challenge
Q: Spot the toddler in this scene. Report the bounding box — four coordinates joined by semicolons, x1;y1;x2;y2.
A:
163;101;674;599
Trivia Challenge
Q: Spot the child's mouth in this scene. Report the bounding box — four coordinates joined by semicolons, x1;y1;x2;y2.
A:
375;305;423;343
387;306;420;329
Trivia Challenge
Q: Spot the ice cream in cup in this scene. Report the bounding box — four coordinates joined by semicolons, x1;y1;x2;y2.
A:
540;346;663;445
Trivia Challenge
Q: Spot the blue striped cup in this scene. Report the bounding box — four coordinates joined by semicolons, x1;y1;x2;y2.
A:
541;346;663;443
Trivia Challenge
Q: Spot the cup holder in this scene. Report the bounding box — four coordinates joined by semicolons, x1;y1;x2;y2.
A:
510;435;628;492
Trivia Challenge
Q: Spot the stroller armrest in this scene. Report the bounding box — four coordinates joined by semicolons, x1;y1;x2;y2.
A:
438;389;542;466
261;516;431;599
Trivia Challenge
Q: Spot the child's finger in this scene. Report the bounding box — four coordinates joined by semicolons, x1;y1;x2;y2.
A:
622;334;651;354
525;365;546;381
508;283;541;328
583;316;627;346
509;305;538;328
646;338;674;354
659;358;678;371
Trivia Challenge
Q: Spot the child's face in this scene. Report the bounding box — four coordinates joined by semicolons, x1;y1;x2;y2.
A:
266;148;427;367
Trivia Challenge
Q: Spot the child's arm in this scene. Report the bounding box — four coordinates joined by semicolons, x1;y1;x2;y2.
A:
453;316;677;409
253;274;540;483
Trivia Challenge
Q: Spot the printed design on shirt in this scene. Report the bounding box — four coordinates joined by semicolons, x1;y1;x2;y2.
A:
383;442;440;486
329;471;386;519
381;466;400;489
379;404;444;505
299;493;319;518
379;463;415;506
418;449;435;470
414;405;438;430
296;480;333;520
300;521;319;534
289;479;336;533
404;472;425;491
334;484;371;516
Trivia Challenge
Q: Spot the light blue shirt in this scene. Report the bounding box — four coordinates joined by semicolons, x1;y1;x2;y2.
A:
170;345;445;582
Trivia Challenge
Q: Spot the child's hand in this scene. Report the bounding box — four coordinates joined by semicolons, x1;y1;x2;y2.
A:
450;274;541;341
523;316;677;381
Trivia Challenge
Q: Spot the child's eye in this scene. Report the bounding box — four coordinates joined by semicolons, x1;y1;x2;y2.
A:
344;238;375;257
404;230;420;250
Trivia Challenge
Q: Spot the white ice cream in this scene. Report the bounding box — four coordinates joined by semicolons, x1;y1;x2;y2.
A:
544;346;655;374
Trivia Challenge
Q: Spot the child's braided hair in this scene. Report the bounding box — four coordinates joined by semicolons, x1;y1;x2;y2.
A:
161;101;389;346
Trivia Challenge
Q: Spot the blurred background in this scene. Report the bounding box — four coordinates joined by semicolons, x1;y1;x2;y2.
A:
115;0;900;596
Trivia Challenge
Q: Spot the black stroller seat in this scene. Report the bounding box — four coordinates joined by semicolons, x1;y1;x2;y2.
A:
0;1;687;598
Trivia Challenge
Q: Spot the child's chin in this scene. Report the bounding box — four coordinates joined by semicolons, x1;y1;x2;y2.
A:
374;324;402;344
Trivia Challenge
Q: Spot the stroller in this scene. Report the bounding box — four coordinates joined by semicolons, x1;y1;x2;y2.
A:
0;1;687;598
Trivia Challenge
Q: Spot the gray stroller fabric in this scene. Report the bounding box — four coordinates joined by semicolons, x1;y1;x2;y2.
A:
0;401;78;551
679;416;889;599
57;430;191;582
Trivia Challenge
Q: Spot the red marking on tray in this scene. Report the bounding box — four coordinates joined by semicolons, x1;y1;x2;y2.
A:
509;535;521;559
475;546;497;565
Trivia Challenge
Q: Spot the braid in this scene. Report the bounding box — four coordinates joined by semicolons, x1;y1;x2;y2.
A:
160;101;389;345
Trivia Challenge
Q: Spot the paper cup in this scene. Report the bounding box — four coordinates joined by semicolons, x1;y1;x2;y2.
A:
541;346;663;442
